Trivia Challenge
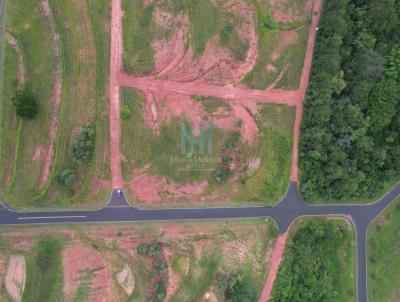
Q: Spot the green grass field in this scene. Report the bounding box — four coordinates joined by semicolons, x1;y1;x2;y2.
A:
0;0;55;205
273;218;356;301
121;88;294;206
368;197;400;301
0;0;111;209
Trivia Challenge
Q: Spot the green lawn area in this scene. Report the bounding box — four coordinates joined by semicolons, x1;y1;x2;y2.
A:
22;237;64;302
121;88;294;206
242;0;310;90
273;218;356;301
368;197;400;301
0;0;55;205
0;0;111;209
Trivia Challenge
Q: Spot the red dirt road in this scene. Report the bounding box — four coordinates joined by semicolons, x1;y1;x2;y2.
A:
258;232;288;302
290;0;322;182
109;0;124;189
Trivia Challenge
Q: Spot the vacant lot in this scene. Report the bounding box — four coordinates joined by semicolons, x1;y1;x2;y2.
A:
0;219;276;301
122;0;312;89
272;217;356;301
0;0;111;209
368;197;400;302
121;88;294;206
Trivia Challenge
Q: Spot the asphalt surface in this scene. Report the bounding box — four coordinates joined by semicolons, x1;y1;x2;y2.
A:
0;181;399;302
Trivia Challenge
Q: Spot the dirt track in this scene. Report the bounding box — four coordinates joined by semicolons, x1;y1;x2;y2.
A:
108;1;322;299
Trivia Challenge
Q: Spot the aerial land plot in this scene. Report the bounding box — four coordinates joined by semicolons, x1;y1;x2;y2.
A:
0;219;277;302
121;88;295;206
122;0;313;90
272;217;356;301
0;0;111;209
368;197;400;302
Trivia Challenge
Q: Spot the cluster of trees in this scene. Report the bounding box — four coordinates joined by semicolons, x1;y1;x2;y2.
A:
300;0;400;201
55;124;96;187
212;131;240;183
273;221;346;301
216;272;257;302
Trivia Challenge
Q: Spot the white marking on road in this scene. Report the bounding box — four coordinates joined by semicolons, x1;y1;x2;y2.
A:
17;215;87;220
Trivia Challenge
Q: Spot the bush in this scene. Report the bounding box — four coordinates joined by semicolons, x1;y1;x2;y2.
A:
121;105;132;119
137;242;161;257
154;259;168;275
69;125;96;163
36;237;62;271
55;169;76;186
217;273;257;302
13;86;39;119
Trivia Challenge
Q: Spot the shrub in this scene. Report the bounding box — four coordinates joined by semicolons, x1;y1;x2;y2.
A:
69;125;96;163
153;259;168;275
36;237;62;271
154;282;166;301
121;105;132;119
137;242;161;257
13;86;39;119
55;169;76;186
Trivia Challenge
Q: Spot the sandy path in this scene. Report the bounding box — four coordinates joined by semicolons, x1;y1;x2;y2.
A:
39;0;63;188
290;0;322;182
258;232;288;302
109;0;124;188
118;74;298;106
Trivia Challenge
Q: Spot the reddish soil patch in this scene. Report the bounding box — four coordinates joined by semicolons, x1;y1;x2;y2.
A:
271;30;299;61
269;0;313;23
5;255;26;302
63;245;110;301
151;1;258;86
258;232;288;302
32;145;45;161
109;0;124;189
129;168;208;203
5;32;25;89
39;0;63;188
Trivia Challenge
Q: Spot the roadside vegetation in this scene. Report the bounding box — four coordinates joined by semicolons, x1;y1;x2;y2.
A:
368;197;400;301
273;218;355;301
0;0;111;209
300;0;400;203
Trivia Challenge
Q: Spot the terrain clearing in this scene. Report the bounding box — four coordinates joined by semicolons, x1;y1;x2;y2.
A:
0;219;277;301
0;0;111;209
113;0;322;206
368;197;400;302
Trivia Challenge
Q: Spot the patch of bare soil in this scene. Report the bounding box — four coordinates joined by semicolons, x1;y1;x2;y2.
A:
5;256;26;302
116;264;135;296
129;167;208;203
5;32;25;89
63;245;110;301
269;0;313;23
151;1;258;86
39;0;63;188
271;29;299;61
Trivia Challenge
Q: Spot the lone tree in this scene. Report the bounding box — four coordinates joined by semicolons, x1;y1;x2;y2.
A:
69;124;96;163
13;86;39;118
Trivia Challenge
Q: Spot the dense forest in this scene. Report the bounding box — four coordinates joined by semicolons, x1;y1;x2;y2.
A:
272;221;350;301
300;0;400;201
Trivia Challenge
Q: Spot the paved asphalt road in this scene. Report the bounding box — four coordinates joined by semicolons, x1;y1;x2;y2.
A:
0;181;399;302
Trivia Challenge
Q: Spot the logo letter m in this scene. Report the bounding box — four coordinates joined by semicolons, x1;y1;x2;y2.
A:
180;121;213;155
